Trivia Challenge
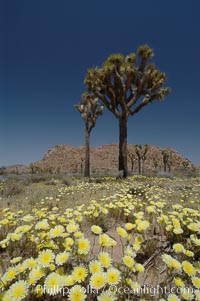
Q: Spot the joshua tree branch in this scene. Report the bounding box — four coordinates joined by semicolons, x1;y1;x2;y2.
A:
95;89;121;119
130;93;161;115
139;57;148;72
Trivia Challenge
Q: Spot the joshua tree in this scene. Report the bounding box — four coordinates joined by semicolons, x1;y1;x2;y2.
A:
135;144;149;174
128;146;136;172
162;149;171;172
75;93;104;177
142;144;150;173
80;157;84;174
153;158;159;170
85;44;170;177
166;153;173;172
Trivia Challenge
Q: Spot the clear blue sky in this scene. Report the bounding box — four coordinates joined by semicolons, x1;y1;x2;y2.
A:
1;0;200;166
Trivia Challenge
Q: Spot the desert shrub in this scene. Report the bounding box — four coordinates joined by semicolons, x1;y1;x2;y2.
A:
28;174;50;183
174;168;200;178
93;178;106;184
156;171;174;179
45;179;57;186
61;178;71;186
88;177;106;184
3;182;24;197
45;178;59;186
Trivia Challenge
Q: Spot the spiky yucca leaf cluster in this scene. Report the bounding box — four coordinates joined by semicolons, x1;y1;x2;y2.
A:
74;93;104;133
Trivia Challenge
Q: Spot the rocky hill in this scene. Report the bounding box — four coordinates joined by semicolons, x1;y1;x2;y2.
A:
28;144;194;175
0;164;29;175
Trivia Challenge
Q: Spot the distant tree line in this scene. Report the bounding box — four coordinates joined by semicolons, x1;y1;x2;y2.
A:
127;146;190;175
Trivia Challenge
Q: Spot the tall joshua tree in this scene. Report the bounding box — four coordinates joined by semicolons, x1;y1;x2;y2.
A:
85;45;170;177
75;93;104;177
135;144;149;174
162;149;170;172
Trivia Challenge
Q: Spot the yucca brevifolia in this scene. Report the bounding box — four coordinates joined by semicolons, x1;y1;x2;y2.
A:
141;144;150;173
75;93;104;177
85;45;170;177
128;145;136;172
162;149;170;172
166;152;173;172
135;144;149;174
80;157;84;174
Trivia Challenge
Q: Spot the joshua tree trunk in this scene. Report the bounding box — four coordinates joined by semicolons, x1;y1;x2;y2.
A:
80;159;84;174
142;159;147;174
119;118;128;178
85;122;90;177
138;158;142;175
131;158;134;172
164;162;167;172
